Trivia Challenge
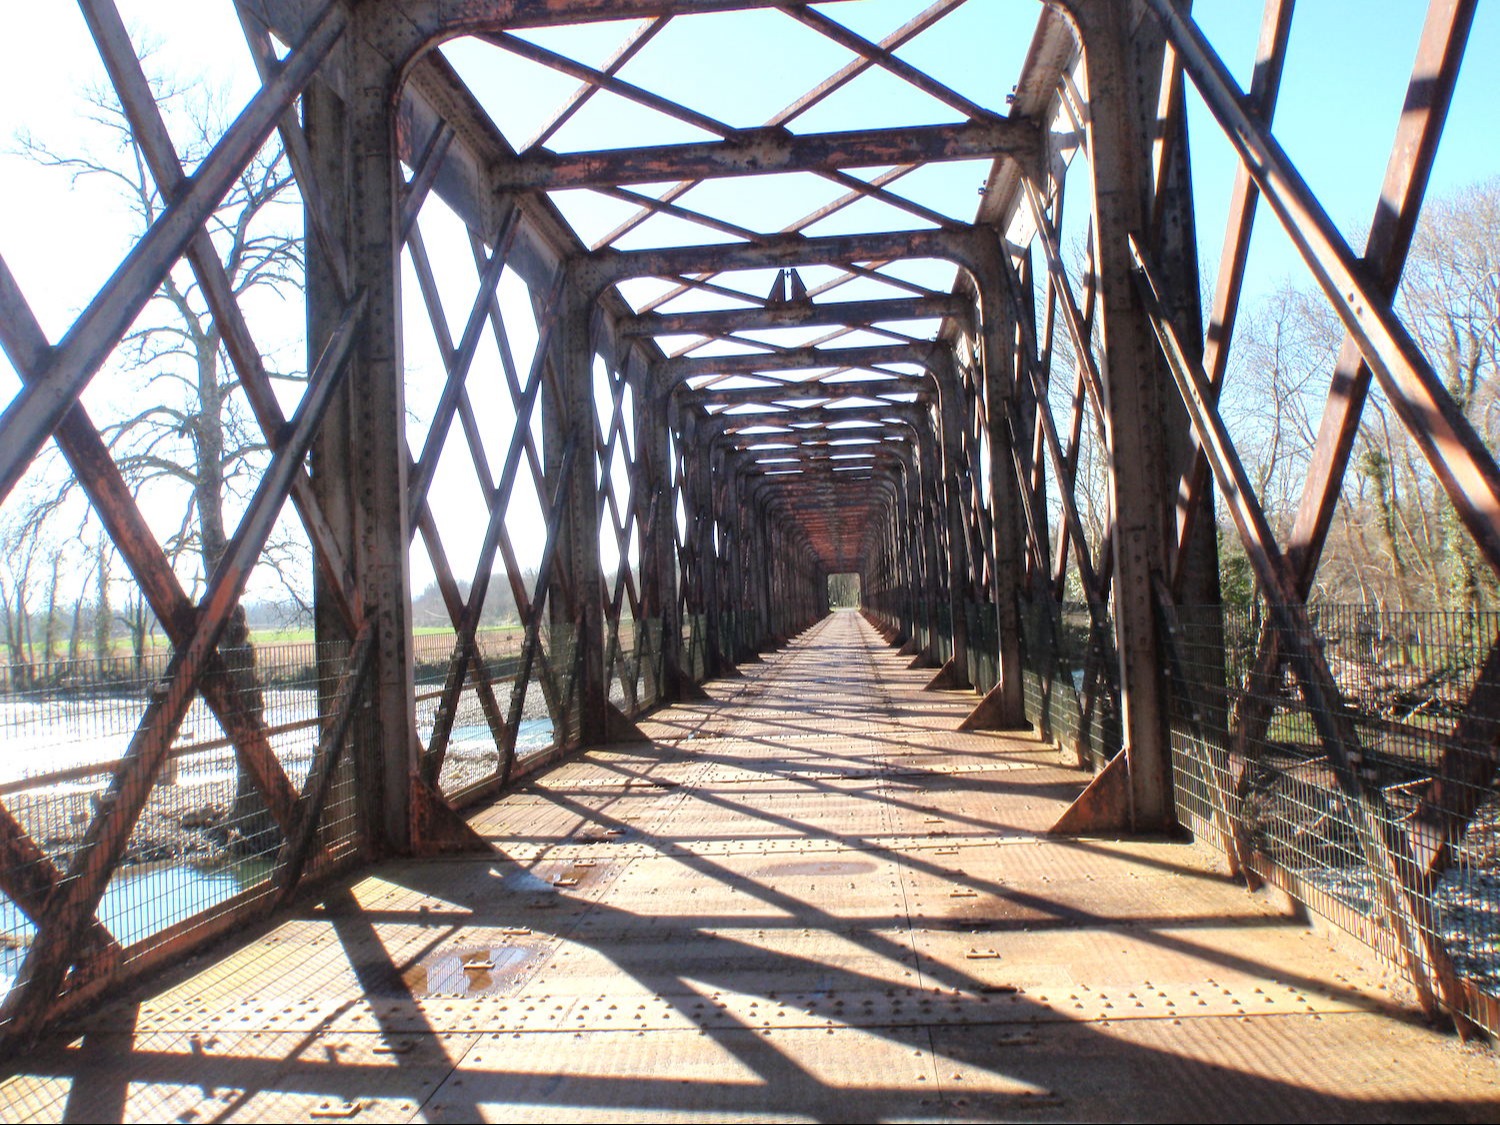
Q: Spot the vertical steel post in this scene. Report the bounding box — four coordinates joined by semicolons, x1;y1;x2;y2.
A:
976;248;1028;724
689;417;726;676
641;361;684;701
1066;1;1192;829
930;352;972;689
306;33;415;855
551;281;607;746
917;420;944;663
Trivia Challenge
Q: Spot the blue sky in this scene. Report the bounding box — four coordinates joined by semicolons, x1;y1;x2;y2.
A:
0;0;1497;598
1188;0;1500;301
3;1;1496;341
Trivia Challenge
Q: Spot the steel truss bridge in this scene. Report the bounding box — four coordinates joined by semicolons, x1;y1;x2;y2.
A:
1;0;1498;1112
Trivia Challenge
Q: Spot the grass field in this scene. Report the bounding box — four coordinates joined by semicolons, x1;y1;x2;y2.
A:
248;623;525;646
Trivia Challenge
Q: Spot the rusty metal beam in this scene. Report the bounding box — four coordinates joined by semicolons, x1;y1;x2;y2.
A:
1286;0;1475;583
273;624;376;903
399;227;520;783
491;120;1038;191
235;10;350;296
484;29;737;141
558;0;968;271
0;292;365;1043
1145;0;1500;576
1023;350;1106;609
412;506;511;778
707;403;927;437
753;473;904;498
82;0;363;635
584;227;986;292
1044;1;1176;833
684;376;932;409
526;18;667;151
999;265;1107;643
742;457;909;489
729;434;911;459
0;259;304;842
1133;236;1458;1019
0;804;119;999
743;457;907;479
400;122;456;243
785;3;999;124
240;0;860;49
623;295;969;338
1022;180;1108;443
1169;0;1295;587
1228;0;1481;879
407;210;521;514
663;342;941;381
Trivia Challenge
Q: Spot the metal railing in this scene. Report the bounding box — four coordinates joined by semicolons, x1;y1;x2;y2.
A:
1164;602;1500;1035
0;637;367;1006
1019;599;1121;767
0;612;690;1022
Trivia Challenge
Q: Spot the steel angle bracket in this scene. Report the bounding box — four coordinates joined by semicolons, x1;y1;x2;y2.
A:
1048;751;1133;835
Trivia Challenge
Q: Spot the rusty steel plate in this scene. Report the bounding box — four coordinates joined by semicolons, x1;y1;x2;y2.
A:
423;1026;946;1123
924;1013;1500;1123
515;928;923;1008
0;1029;475;1124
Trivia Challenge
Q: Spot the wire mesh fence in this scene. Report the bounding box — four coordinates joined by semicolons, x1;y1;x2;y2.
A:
1166;602;1500;1035
610;616;664;715
684;614;707;683
415;627;547;799
932;602;953;665
0;609;689;1017
965;599;1000;696
412;616;668;801
1019;598;1122;766
0;636;368;1011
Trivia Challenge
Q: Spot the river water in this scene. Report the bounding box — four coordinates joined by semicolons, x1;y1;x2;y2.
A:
0;693;556;995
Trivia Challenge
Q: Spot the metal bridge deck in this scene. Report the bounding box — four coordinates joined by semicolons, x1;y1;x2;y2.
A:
3;613;1496;1122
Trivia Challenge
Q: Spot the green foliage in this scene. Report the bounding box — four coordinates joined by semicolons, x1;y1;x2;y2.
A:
826;572;860;608
1218;528;1256;609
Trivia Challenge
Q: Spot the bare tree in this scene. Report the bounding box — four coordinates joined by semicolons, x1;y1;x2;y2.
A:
117;591;156;679
1223;176;1500;612
1397;176;1500;610
0;486;73;687
91;536;114;675
0;512;42;684
20;83;303;574
1222;282;1334;531
16;72;306;849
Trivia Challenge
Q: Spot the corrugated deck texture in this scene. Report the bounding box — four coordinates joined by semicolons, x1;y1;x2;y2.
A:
3;612;1497;1122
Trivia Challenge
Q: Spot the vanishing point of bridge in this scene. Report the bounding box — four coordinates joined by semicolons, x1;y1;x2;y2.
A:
1;0;1499;1118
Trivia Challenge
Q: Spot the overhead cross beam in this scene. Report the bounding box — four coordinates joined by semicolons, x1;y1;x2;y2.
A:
706;400;927;436
662;342;943;380
622;295;970;337
583;227;988;291
720;419;915;447
681;375;933;409
490;120;1040;191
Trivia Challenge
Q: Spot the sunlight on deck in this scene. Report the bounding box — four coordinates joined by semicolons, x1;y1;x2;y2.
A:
3;614;1495;1122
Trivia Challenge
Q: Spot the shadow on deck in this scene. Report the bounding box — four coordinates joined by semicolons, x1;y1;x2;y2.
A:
3;612;1495;1122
